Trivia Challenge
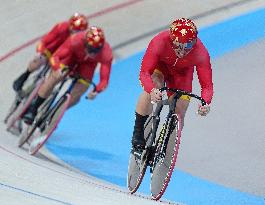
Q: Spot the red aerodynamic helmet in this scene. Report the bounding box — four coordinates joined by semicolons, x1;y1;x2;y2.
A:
69;13;88;31
169;18;198;57
85;26;105;53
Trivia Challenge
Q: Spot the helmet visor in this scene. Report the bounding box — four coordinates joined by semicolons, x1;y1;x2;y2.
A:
86;44;102;54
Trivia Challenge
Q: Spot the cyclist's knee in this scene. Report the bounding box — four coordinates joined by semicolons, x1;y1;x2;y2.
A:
137;90;151;102
72;82;87;95
69;96;80;108
136;91;153;115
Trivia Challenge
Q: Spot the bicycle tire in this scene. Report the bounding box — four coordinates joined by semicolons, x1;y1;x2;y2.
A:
28;94;70;155
150;114;182;200
127;115;153;193
17;93;55;148
17;121;41;147
6;79;43;131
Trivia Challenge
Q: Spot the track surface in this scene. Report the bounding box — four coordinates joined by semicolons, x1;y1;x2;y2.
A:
1;1;265;205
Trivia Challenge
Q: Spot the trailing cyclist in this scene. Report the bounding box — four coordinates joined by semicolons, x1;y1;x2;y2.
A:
12;13;88;92
131;18;214;156
23;26;113;124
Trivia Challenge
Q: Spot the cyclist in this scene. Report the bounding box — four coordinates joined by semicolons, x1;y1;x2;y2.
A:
12;13;88;92
131;18;214;154
23;26;113;124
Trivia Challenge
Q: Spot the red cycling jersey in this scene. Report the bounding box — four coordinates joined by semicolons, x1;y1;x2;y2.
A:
139;30;213;104
50;31;113;92
37;21;71;58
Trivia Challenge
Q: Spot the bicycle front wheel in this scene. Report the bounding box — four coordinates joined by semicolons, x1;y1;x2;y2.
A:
17;121;42;148
28;94;70;155
150;114;182;200
127;115;153;193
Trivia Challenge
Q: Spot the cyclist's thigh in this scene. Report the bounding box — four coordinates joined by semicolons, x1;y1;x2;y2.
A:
71;80;89;97
67;81;88;108
168;94;190;116
168;96;189;129
29;53;47;71
175;97;190;117
70;63;92;99
49;69;65;82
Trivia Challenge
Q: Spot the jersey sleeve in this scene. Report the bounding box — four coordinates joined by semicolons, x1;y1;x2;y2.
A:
195;48;214;104
139;39;160;93
95;45;113;92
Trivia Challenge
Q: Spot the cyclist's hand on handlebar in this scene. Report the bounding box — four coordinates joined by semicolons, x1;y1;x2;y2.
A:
198;104;210;116
150;88;162;103
86;90;98;100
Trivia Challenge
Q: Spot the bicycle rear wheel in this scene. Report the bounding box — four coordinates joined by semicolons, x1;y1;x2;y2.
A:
6;79;43;132
127;115;153;193
28;94;70;155
150;114;182;200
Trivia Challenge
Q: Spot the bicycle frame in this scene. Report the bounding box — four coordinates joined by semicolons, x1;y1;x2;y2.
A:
35;76;96;129
146;92;180;148
33;77;75;129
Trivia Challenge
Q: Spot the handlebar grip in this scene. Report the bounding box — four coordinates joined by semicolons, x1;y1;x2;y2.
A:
85;81;97;100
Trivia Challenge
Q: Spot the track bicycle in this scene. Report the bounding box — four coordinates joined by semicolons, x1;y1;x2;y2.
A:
18;73;95;155
127;87;206;200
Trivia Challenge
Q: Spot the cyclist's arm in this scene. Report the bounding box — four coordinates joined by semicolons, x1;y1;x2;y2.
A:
139;40;160;93
95;44;113;93
195;51;213;104
49;37;73;70
95;61;112;92
37;23;62;58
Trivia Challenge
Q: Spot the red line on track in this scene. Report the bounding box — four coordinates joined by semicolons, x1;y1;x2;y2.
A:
0;0;143;63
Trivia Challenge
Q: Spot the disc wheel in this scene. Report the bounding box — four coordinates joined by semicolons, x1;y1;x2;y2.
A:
127;115;153;193
28;95;70;155
150;114;182;200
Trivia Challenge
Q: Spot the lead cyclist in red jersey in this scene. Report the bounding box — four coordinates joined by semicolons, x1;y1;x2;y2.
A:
23;26;113;124
12;13;88;92
131;18;214;153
